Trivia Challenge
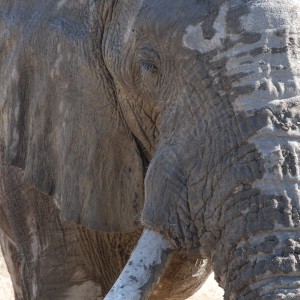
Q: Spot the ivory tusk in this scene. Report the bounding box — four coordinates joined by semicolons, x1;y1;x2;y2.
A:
104;229;174;300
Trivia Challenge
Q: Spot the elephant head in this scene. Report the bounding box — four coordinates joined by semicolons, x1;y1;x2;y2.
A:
2;0;300;299
102;0;300;299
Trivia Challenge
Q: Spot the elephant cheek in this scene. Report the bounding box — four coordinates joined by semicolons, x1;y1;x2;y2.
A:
141;149;199;250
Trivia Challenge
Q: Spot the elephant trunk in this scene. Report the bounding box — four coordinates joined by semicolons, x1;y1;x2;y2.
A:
205;1;300;297
104;229;174;300
214;46;300;299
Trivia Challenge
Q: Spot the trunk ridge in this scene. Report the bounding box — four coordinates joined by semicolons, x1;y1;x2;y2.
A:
239;277;300;299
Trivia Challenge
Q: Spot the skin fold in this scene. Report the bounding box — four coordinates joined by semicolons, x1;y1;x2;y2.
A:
1;0;300;299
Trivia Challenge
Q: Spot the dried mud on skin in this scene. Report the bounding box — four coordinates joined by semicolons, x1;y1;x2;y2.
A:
0;247;223;299
0;248;14;300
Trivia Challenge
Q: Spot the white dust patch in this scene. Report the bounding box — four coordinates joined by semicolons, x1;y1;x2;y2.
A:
56;0;67;10
228;0;300;203
183;3;228;53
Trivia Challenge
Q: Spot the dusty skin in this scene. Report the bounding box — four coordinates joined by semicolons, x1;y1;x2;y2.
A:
0;247;223;300
3;1;300;299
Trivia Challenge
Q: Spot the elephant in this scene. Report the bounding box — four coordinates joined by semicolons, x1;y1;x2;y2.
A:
1;0;300;299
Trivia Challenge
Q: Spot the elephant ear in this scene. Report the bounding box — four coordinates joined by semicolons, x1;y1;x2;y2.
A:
1;1;144;232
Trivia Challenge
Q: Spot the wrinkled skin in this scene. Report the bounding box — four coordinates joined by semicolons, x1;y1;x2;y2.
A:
1;0;300;299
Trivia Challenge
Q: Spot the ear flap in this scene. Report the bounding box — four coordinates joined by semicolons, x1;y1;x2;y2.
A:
1;1;144;232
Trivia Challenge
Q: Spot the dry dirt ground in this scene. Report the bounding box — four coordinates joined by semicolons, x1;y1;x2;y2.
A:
188;273;224;299
0;248;14;300
0;248;223;299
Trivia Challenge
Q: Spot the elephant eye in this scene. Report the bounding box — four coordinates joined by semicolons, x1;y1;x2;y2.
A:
136;46;161;90
138;59;160;90
140;60;158;74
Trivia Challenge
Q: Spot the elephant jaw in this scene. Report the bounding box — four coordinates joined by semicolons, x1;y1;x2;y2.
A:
104;229;174;300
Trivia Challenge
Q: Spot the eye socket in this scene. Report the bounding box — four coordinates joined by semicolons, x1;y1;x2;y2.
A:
135;46;161;90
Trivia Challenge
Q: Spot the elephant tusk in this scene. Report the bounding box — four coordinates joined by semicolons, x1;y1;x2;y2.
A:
104;229;174;300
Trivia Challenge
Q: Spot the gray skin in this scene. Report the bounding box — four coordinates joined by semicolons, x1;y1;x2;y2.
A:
0;1;211;299
1;0;300;299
